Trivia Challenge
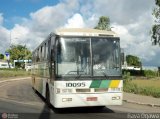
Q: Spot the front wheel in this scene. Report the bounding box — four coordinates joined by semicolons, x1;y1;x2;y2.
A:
46;85;51;107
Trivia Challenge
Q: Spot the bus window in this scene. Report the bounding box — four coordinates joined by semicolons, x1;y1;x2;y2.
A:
48;39;51;60
92;38;121;76
36;49;39;62
56;38;91;76
45;42;48;60
41;45;44;61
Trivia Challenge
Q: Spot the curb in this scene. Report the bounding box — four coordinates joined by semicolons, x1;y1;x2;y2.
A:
123;99;160;108
0;77;31;84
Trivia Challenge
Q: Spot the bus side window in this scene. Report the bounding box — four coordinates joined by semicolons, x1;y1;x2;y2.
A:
44;43;46;61
41;45;45;61
45;42;48;61
48;39;51;61
32;53;35;63
36;49;39;62
51;36;55;61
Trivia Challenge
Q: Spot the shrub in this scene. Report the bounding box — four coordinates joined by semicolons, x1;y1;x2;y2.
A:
123;71;132;84
143;70;157;78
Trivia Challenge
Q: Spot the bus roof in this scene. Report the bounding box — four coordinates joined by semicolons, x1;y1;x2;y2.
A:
55;28;117;37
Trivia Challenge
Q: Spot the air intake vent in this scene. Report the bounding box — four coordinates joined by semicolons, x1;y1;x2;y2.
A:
98;34;113;37
76;89;91;92
94;88;108;92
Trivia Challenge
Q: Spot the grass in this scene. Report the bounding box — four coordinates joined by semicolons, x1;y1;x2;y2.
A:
0;69;31;80
123;72;160;98
131;79;160;88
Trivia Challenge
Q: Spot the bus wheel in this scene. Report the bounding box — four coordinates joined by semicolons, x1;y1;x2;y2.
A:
32;87;37;93
46;85;51;107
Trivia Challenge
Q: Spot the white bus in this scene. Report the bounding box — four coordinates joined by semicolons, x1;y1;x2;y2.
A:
31;28;123;108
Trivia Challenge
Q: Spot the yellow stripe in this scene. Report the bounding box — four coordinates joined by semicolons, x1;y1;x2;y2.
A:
109;80;120;88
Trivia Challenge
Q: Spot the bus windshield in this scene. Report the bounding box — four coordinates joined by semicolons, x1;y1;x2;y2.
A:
56;37;121;77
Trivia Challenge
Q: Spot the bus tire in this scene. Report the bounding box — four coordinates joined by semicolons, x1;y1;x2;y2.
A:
32;87;37;93
46;84;51;107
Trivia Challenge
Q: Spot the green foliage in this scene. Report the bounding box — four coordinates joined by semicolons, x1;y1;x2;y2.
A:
126;55;142;67
151;0;160;45
140;87;160;98
0;69;30;78
123;71;132;84
124;78;160;98
143;70;157;78
0;54;4;59
95;16;111;30
124;82;160;98
124;82;138;93
151;24;160;46
154;0;160;18
6;45;32;62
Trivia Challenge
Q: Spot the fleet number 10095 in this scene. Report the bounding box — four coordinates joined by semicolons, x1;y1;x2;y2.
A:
66;82;86;87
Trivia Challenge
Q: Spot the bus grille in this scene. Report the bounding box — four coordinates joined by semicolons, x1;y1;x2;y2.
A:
94;88;108;92
76;89;91;92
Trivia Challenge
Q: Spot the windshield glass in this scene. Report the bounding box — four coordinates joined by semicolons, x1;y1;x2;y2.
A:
56;37;121;77
56;38;91;76
92;38;121;76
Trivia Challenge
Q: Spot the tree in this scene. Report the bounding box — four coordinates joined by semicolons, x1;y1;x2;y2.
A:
95;16;111;30
0;54;4;59
151;0;160;45
126;55;142;67
6;45;32;68
6;45;31;61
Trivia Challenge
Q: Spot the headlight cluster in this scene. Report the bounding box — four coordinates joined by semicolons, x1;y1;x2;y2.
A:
56;88;73;94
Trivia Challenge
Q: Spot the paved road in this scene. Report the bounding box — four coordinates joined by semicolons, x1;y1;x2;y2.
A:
0;79;160;119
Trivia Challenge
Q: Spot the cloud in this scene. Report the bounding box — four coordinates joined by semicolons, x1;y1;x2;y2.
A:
92;0;154;25
0;13;10;53
64;13;85;28
10;24;29;44
0;0;159;66
0;29;10;54
9;0;79;50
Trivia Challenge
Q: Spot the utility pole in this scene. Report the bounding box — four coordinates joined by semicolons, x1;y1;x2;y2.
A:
7;31;12;68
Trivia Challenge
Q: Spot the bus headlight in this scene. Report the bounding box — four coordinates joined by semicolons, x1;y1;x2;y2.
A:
62;89;72;93
112;96;121;100
56;88;60;94
56;88;73;94
62;98;72;102
110;87;121;92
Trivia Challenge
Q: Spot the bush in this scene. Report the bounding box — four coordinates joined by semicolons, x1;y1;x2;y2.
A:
122;69;158;77
143;70;157;78
124;82;137;93
123;71;132;84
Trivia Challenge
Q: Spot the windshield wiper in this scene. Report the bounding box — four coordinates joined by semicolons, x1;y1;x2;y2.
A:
74;71;85;79
75;74;82;79
102;71;109;79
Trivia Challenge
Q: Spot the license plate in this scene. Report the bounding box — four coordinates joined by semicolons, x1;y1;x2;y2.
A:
86;97;97;101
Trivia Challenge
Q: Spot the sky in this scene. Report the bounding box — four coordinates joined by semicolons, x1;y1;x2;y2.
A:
0;0;159;66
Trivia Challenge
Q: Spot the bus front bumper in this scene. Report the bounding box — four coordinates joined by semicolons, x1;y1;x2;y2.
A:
52;93;123;108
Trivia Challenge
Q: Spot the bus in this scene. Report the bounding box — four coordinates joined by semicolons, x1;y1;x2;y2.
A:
31;28;122;108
